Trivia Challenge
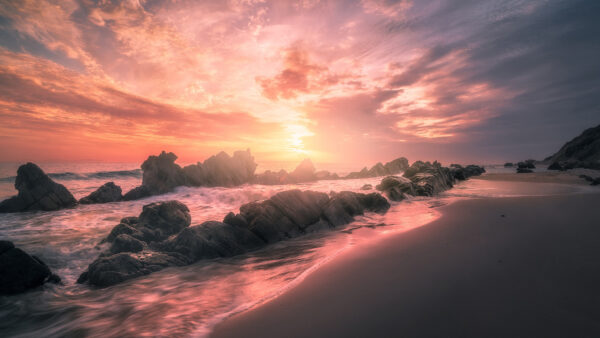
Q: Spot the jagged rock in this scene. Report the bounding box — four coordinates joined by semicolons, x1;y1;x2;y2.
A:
449;164;486;180
183;149;257;187
79;190;391;287
289;159;317;182
122;185;152;201
141;151;187;194
375;176;415;201
345;157;409;179
504;162;514;167
0;163;77;213
315;170;338;180
0;240;60;294
76;252;189;287
79;182;122;204
110;234;145;254
544;124;600;169
164;221;264;260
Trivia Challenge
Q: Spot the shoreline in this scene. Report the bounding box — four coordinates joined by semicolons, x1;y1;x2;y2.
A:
212;191;600;337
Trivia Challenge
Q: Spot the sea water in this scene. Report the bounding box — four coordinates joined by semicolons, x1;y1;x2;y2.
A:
0;163;595;337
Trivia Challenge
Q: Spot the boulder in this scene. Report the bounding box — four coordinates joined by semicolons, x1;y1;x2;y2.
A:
141;151;187;194
517;160;536;169
110;234;145;254
504;162;514;167
376;176;415;201
184;149;257;187
449;164;486;180
0;163;77;213
79;182;122;204
517;168;534;173
0;240;60;294
122;185;152;201
360;184;373;190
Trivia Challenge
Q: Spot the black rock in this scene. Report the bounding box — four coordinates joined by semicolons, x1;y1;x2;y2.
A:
0;163;77;213
504;162;514;167
141;151;187;194
79;190;391;287
517;160;536;169
0;240;60;295
544;124;600;169
79;182;122;204
122;185;152;201
375;176;415;201
517;168;534;173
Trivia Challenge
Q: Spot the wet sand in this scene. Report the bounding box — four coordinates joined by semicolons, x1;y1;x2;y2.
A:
212;192;600;338
474;169;600;184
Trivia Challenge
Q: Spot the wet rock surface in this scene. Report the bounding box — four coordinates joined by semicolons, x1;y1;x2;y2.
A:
79;190;390;287
79;182;122;204
0;163;77;213
377;161;485;201
0;240;61;295
545;124;600;170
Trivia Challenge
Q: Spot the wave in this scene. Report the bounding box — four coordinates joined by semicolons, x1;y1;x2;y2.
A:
0;169;142;182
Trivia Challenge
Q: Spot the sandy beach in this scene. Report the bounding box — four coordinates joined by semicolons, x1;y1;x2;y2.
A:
213;189;600;337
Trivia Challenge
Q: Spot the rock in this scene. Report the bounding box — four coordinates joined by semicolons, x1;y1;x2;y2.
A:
135;201;191;242
517;168;534;173
183;149;257;187
77;252;189;288
376;176;415;201
141;151;187;194
164;221;264;260
504;162;514;167
79;182;122;204
315;170;338;180
122;185;152;201
517;160;536;169
544;124;600;169
345;157;409;179
0;163;77;213
579;175;600;186
547;161;564;171
449;164;486;180
360;184;373;190
79;190;391;287
110;234;145;254
0;241;60;295
289;159;317;182
253;170;290;185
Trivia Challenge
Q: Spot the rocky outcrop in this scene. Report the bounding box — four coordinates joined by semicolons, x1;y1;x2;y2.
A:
0;241;61;295
0;163;77;213
377;161;485;201
345;157;409;179
254;159;332;185
79;182;122;204
545;124;600;170
79;190;390;287
504;162;514;167
123;150;258;200
579;175;600;186
517;168;534;174
183;149;257;187
517;160;536;169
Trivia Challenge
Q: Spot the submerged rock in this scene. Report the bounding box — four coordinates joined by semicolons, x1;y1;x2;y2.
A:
0;240;60;295
0;163;77;213
79;182;122;204
79;190;390;287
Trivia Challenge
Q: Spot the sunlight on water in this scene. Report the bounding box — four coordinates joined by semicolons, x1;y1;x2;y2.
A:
0;164;595;337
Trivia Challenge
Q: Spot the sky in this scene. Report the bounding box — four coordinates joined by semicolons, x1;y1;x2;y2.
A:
0;0;598;169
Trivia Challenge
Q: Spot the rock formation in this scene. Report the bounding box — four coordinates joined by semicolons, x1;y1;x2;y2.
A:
0;241;61;294
79;182;122;204
0;163;77;213
377;161;485;201
545;124;600;170
345;157;409;179
517;160;536;169
123;149;258;200
78;190;390;287
504;162;514;167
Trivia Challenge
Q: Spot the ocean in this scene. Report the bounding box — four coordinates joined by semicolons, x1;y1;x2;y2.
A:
0;163;595;337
